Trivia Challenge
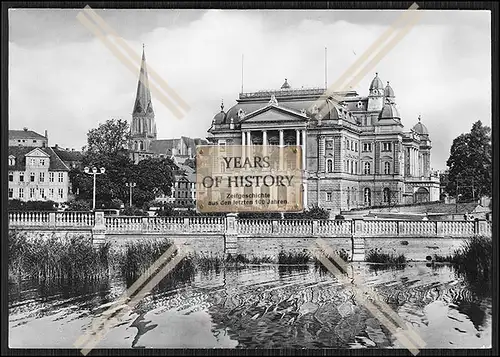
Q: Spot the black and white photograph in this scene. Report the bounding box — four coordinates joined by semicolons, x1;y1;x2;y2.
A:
5;5;494;353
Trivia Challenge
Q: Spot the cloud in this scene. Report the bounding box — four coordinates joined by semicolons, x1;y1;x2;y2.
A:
9;9;491;170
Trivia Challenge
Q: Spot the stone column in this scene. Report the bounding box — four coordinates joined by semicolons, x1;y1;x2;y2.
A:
302;130;307;208
296;129;300;146
319;135;326;172
92;211;106;247
241;131;246;146
262;130;267;146
247;131;252;146
225;213;238;256
279;130;284;147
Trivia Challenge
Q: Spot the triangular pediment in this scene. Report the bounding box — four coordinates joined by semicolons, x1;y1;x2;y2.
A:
25;148;50;158
240;105;308;124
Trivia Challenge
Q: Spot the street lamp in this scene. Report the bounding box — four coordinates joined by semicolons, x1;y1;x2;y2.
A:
84;166;106;211
125;182;137;207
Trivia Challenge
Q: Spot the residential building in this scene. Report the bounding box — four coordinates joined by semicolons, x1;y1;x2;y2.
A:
8;146;71;203
9;127;48;147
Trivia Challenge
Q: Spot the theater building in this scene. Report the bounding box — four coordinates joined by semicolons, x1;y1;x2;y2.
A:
207;74;440;213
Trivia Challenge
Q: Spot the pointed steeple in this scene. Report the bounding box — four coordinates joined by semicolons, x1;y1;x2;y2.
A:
130;45;157;154
133;45;154;115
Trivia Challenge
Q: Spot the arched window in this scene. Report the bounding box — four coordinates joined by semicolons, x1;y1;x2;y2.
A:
384;162;391;175
139;141;144;151
364;188;371;206
383;188;391;204
327;159;333;173
355;161;358;174
364;162;371;175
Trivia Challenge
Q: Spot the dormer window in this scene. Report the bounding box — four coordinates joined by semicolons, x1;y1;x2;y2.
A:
8;156;15;166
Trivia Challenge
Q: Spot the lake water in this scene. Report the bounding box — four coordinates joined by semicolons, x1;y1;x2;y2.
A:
9;263;492;350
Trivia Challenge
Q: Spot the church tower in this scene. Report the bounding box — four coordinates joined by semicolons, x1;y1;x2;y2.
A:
130;45;157;152
367;72;385;112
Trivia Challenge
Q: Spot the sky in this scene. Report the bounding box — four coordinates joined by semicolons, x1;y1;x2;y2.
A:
9;8;491;171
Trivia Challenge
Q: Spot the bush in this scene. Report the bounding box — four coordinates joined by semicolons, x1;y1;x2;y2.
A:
67;200;91;211
284;205;329;220
8;199;57;211
121;206;149;216
110;198;124;209
238;212;282;219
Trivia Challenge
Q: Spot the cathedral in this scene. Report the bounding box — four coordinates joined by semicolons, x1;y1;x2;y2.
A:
128;47;207;164
207;75;440;213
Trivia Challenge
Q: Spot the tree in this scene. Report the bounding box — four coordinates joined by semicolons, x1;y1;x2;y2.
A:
86;118;131;155
446;121;492;200
184;157;196;170
133;157;176;207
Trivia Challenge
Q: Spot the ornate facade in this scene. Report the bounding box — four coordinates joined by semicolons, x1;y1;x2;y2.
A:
207;75;440;213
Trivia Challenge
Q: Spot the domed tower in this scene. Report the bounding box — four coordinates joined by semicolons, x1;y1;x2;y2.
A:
281;78;291;89
367;73;384;112
213;100;227;125
384;81;395;103
413;115;432;177
130;45;157;152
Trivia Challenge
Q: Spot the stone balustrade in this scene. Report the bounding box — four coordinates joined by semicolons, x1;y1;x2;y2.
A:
238;219;274;235
8;211;491;239
316;220;352;236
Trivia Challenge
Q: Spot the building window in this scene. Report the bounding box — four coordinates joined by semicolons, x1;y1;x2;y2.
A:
351;160;355;174
33;140;37;143
344;160;348;172
49;188;54;198
49;172;54;182
384;162;391;175
327;159;333;173
364;162;371;175
19;173;24;182
30;172;35;182
9;157;15;166
40;159;46;166
355;161;358;174
9;173;13;182
346;139;350;150
326;192;332;202
30;188;36;199
383;188;391;204
364;188;371;206
363;143;372;152
355;142;358;152
40;188;45;199
8;188;13;198
58;172;64;183
383;142;392;152
30;158;36;166
58;188;64;199
19;188;24;199
351;141;354;151
39;172;45;183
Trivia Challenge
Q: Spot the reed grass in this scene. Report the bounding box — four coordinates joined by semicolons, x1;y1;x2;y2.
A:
434;236;492;276
278;250;311;264
8;231;110;283
365;248;406;264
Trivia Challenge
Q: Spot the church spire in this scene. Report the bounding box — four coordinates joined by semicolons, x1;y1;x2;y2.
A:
133;45;154;115
130;45;157;154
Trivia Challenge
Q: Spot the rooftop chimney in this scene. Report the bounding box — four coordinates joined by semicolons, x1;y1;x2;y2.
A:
23;127;28;131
